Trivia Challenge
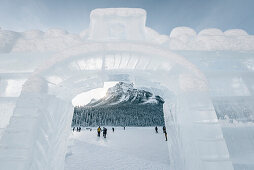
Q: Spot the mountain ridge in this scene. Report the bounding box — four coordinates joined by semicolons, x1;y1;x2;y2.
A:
85;82;164;107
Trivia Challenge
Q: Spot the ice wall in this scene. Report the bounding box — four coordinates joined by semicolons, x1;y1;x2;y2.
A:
0;77;73;170
174;51;254;124
169;27;254;51
0;29;82;53
1;14;254;53
0;52;55;140
13;40;238;169
88;8;146;41
0;100;16;138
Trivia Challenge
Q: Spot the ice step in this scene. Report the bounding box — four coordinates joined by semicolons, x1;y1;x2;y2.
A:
0;145;29;150
193;119;219;124
198;136;224;142
3;129;32;134
11;115;39;119
0;146;30;161
0;97;18;101
0;157;28;161
0;72;31;78
201;155;231;162
191;108;215;112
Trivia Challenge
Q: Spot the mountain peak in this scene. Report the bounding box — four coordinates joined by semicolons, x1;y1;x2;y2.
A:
86;82;164;107
107;82;134;95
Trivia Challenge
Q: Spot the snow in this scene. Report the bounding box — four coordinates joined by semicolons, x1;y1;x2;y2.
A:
145;27;169;44
141;95;158;104
64;127;170;170
170;27;197;42
0;28;82;53
65;125;254;170
168;27;254;51
21;30;44;39
198;28;224;36
224;29;248;36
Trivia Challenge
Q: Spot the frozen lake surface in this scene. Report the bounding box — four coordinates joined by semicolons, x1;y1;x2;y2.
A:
64;127;170;170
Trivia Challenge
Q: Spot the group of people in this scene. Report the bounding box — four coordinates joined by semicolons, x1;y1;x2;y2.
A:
96;126;123;138
155;126;168;141
73;126;82;132
73;125;167;141
97;126;109;138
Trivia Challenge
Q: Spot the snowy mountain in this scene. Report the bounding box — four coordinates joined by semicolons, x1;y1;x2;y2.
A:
86;82;164;107
72;82;165;127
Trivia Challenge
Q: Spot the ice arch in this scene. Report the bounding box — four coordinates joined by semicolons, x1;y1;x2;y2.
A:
0;42;233;170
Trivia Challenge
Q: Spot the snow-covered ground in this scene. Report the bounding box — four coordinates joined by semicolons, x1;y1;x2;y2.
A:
64;124;254;170
64;127;170;170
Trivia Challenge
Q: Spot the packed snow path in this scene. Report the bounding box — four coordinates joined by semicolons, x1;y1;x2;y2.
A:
64;127;170;170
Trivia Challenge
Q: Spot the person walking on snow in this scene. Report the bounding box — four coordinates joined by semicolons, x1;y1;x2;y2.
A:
97;126;101;137
163;126;167;141
164;131;168;141
103;127;107;138
155;126;158;133
163;126;166;134
112;127;114;132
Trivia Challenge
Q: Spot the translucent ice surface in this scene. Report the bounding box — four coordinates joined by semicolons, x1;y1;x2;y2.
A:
0;8;253;170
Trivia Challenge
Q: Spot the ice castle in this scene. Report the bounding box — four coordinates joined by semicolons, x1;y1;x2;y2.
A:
0;8;254;170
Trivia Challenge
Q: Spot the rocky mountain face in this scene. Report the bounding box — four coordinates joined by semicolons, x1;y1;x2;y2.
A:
86;82;164;107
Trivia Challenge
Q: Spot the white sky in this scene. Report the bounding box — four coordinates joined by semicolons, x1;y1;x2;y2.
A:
72;81;118;106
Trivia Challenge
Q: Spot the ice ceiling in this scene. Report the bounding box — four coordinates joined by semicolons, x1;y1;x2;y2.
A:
0;8;254;170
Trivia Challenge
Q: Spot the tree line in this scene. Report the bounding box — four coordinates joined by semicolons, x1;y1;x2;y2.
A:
72;103;165;127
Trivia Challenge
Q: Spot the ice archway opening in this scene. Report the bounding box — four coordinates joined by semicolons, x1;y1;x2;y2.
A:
0;42;233;170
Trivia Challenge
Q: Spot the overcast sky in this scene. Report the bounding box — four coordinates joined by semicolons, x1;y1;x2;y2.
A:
1;0;253;34
72;82;118;106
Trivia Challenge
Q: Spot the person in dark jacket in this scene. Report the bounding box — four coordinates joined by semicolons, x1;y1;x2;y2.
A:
112;127;115;132
163;126;166;134
155;126;158;133
163;126;167;141
165;132;168;141
103;127;107;138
